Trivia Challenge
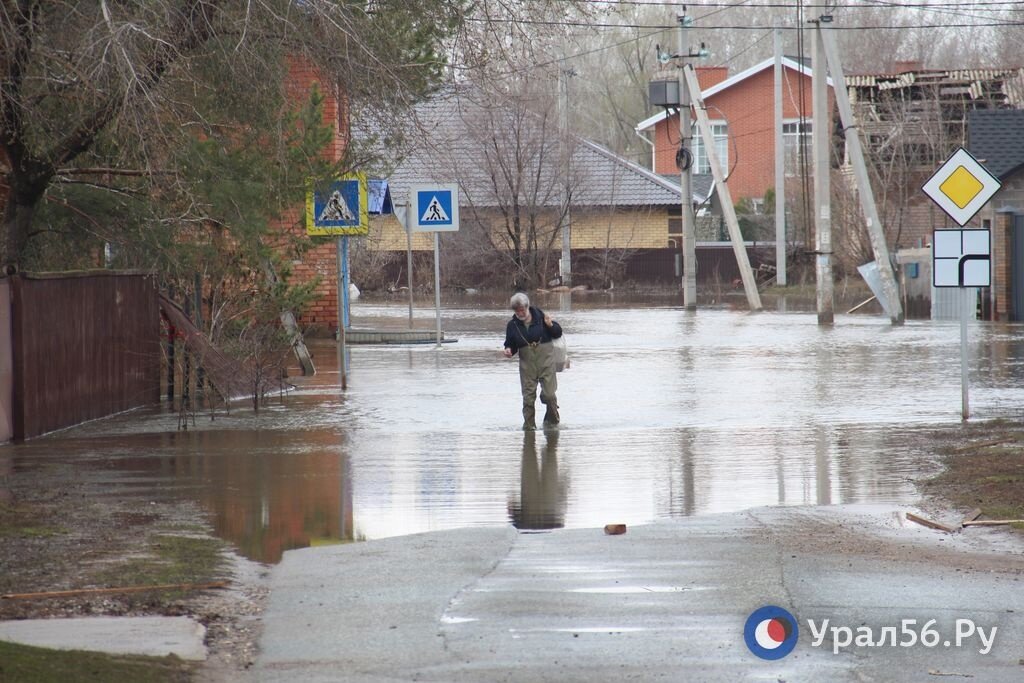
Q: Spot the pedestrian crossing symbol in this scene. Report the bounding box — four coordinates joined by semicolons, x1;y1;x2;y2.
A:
420;196;450;223
306;172;369;236
409;184;459;232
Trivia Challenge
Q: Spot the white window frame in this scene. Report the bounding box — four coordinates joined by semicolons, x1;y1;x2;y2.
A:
783;119;812;176
691;120;728;176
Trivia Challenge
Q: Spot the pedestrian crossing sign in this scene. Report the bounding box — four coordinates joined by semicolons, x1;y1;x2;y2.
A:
409;184;459;232
306;172;369;236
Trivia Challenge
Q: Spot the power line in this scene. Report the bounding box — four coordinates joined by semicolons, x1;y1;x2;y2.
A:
463;16;1024;30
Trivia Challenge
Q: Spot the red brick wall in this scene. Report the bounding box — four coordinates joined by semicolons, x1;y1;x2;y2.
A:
653;64;829;202
273;56;348;331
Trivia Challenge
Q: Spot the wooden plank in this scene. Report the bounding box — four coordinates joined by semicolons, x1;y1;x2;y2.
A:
906;512;959;533
962;520;1024;527
962;508;984;524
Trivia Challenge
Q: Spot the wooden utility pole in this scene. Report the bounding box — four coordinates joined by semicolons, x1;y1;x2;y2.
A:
811;22;834;325
683;65;763;311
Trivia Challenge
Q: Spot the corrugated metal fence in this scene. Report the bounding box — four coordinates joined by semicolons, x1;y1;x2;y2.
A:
1;271;160;441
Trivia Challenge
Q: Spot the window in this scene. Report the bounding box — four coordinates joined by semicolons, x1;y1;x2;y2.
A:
783;120;812;175
691;122;728;175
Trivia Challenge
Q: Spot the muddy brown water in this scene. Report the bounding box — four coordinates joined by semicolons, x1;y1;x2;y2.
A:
5;295;1024;563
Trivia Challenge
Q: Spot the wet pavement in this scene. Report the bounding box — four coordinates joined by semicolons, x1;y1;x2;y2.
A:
257;506;1024;682
4;297;1024;563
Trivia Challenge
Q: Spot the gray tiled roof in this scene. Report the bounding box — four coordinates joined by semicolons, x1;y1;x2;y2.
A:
968;109;1024;179
381;91;683;208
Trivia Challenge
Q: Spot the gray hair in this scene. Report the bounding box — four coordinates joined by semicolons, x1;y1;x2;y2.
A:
509;292;530;309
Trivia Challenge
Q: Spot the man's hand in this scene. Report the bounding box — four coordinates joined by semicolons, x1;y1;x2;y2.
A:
502;348;513;358
543;314;554;327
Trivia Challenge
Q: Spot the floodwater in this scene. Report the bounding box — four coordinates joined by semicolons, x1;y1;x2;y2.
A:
5;294;1024;563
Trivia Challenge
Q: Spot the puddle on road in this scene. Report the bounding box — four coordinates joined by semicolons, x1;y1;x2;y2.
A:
4;299;1024;563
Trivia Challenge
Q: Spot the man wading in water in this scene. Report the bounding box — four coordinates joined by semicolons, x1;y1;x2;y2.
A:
502;292;562;431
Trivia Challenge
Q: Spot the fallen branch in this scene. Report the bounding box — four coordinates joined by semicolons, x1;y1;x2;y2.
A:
1;581;228;600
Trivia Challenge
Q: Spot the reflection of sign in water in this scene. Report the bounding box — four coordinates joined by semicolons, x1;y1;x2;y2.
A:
306;173;369;235
922;147;1001;227
933;229;990;288
409;184;459;232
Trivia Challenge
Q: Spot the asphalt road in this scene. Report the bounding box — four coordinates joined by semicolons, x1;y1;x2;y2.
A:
254;505;1024;682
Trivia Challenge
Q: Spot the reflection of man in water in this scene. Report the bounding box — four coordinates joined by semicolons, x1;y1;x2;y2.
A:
508;431;567;530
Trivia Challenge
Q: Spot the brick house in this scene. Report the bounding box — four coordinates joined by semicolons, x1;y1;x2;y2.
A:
635;59;832;211
968;109;1024;320
273;57;352;330
364;90;760;294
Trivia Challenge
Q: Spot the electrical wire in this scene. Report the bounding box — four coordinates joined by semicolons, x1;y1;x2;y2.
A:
463;17;1024;30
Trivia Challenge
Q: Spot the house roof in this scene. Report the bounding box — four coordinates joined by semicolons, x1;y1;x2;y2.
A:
968;109;1024;180
635;57;833;133
383;91;687;208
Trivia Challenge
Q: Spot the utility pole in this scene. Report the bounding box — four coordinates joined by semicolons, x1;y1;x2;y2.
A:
811;20;834;325
558;59;573;289
678;11;697;310
818;21;904;324
773;28;787;286
684;65;762;311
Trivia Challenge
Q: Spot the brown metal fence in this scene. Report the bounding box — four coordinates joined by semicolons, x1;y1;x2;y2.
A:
4;271;160;440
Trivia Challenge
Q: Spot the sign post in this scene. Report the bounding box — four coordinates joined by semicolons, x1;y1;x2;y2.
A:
932;229;990;420
307;173;369;389
923;148;1000;420
408;184;460;348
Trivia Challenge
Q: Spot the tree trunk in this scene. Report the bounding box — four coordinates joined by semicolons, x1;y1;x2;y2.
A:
3;190;39;271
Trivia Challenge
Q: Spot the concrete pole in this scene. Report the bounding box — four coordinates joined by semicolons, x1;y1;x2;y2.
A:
774;28;787;286
683;65;762;311
678;13;697;310
558;61;572;288
819;23;904;324
811;23;834;325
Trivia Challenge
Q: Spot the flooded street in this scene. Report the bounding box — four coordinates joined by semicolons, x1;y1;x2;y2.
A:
5;297;1024;563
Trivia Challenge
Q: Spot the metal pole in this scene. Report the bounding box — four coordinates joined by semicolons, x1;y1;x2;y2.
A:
961;287;970;420
336;237;347;390
678;12;697;310
774;27;787;286
342;235;351;330
811;22;834;325
401;204;415;327
433;232;442;348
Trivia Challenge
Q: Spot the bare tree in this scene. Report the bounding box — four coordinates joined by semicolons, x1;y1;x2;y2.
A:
450;79;576;290
0;0;465;270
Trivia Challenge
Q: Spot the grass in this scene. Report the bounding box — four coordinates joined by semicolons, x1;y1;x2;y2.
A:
94;534;225;600
0;641;193;682
926;424;1024;528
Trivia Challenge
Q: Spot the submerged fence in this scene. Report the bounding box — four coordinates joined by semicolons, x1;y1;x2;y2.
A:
0;271;161;441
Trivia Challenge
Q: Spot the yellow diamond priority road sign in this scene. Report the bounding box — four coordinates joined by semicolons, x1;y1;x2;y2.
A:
922;147;1001;227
